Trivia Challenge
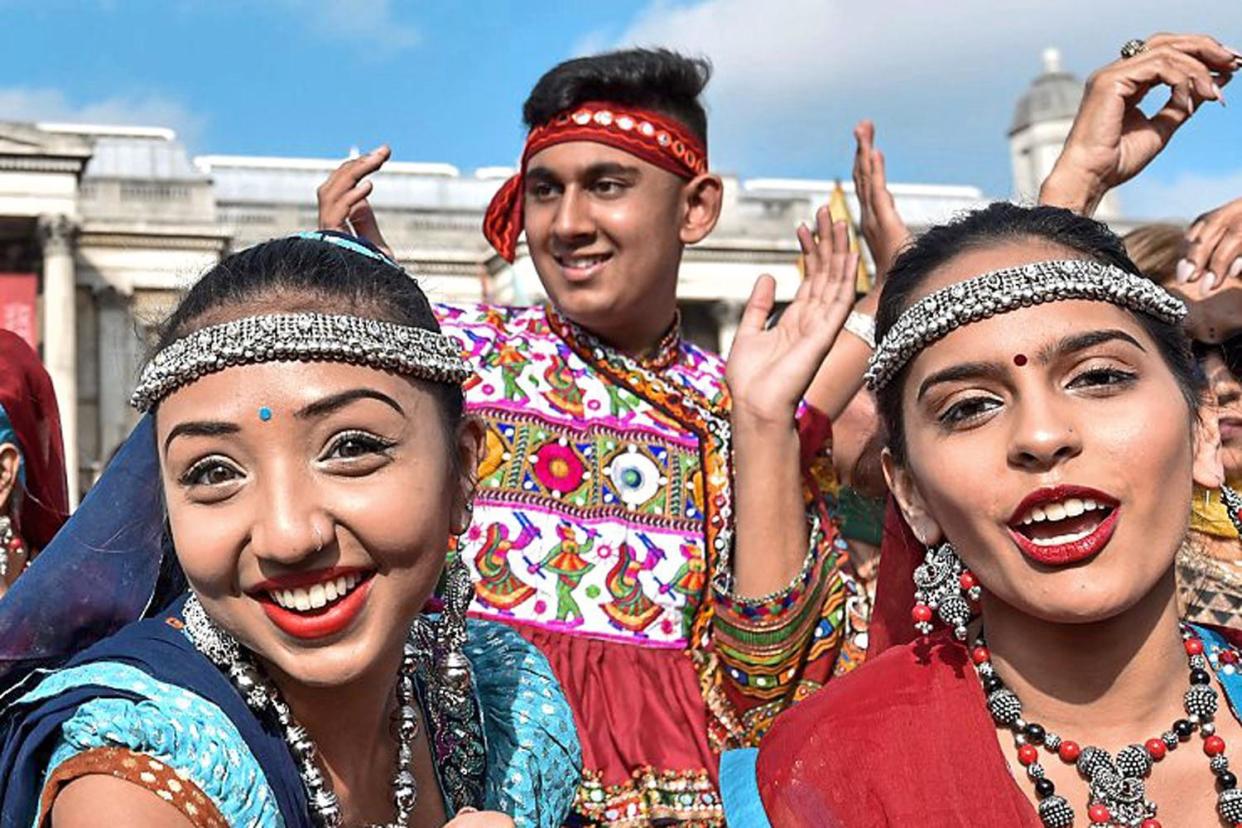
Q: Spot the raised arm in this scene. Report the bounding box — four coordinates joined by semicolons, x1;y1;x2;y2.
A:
803;120;911;420
316;145;396;259
1182;197;1242;292
1040;34;1237;216
726;220;857;596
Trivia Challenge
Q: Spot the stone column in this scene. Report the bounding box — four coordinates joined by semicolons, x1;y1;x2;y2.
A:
712;300;746;358
38;214;79;505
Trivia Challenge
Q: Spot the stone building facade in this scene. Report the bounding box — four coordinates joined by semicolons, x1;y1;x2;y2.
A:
0;51;1137;501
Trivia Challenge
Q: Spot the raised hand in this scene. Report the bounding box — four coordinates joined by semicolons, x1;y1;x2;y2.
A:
1040;34;1239;216
316;145;395;259
1182;197;1242;293
852;120;911;280
726;213;859;426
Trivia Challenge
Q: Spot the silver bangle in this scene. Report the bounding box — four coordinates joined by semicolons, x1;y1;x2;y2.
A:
843;310;876;350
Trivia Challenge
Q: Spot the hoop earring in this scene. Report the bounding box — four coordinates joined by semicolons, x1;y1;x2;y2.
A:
910;540;979;641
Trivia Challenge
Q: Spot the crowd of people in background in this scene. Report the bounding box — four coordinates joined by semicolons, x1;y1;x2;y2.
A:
0;27;1240;828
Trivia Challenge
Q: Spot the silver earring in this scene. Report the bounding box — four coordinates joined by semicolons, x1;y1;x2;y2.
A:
911;541;979;641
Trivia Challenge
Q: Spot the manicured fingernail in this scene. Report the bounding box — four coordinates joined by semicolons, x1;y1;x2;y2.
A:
1214;83;1227;106
1176;258;1196;283
1229;258;1242;279
1202;272;1219;296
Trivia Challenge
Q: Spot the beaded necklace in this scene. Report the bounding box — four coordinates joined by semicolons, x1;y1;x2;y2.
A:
183;594;421;828
972;624;1241;827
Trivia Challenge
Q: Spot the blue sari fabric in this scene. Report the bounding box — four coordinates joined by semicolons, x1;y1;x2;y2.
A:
0;595;581;828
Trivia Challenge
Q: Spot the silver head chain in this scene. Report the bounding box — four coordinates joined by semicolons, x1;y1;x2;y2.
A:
864;259;1187;391
131;312;471;411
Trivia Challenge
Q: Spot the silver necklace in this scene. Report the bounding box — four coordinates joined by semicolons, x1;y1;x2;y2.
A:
183;594;420;828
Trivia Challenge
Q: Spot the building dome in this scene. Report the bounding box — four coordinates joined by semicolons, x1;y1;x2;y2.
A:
1009;48;1083;135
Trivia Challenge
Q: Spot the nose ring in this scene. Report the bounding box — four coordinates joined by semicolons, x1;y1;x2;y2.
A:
313;525;325;554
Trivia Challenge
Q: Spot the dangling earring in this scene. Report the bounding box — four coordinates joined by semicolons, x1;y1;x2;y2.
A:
910;541;980;641
0;514;25;581
1220;484;1242;536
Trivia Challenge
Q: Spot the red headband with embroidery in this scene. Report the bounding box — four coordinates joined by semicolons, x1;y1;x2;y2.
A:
482;101;709;262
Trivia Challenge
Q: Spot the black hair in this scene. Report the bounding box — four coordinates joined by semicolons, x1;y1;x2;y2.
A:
154;232;464;434
522;47;712;142
875;202;1204;464
143;233;466;617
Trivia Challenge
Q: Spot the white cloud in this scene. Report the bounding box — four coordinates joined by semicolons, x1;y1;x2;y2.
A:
0;87;207;147
595;0;1242;199
1121;169;1242;222
275;0;420;54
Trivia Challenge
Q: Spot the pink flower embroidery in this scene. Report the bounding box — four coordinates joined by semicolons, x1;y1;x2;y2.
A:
532;442;586;494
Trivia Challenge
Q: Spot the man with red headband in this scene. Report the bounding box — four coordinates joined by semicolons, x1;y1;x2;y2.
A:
319;48;861;825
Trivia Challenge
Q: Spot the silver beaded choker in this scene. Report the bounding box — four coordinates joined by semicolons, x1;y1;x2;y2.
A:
183;594;421;827
131;312;472;411
865;259;1187;391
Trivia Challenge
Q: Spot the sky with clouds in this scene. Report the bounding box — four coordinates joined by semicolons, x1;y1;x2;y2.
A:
1;1;1238;220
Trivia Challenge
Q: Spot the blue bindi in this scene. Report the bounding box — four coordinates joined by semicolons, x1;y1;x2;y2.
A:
258;407;273;422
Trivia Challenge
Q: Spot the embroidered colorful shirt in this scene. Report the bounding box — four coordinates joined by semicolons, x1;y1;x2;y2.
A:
437;302;859;746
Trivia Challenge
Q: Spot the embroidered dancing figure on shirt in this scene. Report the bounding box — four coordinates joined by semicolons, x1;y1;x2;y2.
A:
541;347;586;418
661;541;707;636
473;517;540;613
478;338;532;403
528;523;597;625
603;534;666;633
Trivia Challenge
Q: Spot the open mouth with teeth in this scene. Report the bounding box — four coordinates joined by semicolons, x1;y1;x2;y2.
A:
1007;487;1120;566
252;568;376;640
267;572;365;612
553;251;613;281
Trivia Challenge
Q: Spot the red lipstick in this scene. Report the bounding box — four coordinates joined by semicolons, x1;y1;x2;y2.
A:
250;567;375;640
1007;485;1120;567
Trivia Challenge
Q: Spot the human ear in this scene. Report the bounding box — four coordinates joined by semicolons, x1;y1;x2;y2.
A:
450;417;486;534
1191;403;1226;490
679;174;723;245
881;447;944;546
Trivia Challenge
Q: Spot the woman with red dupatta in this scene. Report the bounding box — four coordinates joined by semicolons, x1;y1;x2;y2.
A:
0;329;69;596
723;195;1242;826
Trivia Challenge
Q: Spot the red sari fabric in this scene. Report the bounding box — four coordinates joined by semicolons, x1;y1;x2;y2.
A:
0;331;68;550
756;629;1044;827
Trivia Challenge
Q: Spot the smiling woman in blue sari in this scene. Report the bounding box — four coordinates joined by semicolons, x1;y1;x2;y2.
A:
0;232;580;827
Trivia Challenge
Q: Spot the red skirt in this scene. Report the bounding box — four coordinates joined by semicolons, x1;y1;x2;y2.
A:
513;622;723;825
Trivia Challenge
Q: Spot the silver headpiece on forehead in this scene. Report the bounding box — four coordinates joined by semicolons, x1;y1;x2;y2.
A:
131;312;472;411
865;259;1187;391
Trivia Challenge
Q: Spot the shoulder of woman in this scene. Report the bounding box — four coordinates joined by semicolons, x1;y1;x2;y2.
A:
22;659;281;828
50;773;199;828
464;620;582;828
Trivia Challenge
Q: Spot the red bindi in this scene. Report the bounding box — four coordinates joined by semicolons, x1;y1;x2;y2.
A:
1013;354;1028;366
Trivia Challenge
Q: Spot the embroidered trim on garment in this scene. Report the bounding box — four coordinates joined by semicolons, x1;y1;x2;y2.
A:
543;304;748;749
39;747;226;828
573;766;723;826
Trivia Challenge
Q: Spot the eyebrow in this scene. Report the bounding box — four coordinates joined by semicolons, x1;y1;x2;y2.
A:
917;362;1009;401
163;421;240;454
1037;328;1146;362
915;328;1148;401
295;388;404;420
525;161;641;184
162;389;403;455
